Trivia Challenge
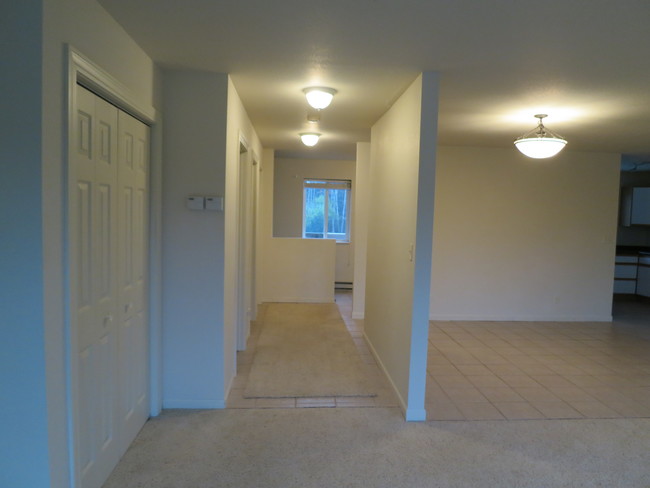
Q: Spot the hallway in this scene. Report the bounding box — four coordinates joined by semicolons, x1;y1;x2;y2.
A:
226;292;400;409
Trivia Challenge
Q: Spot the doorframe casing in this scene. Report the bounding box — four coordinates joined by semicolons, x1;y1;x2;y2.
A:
65;46;161;484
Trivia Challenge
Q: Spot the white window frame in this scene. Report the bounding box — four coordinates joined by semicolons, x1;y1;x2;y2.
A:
302;179;351;243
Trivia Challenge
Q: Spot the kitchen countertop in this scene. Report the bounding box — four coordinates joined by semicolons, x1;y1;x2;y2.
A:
616;245;650;255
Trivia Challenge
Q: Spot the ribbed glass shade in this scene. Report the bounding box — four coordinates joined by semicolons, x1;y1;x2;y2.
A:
300;133;320;146
514;137;567;159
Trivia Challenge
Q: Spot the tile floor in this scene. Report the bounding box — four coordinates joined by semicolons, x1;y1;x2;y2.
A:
226;291;400;409
426;298;650;420
228;292;650;422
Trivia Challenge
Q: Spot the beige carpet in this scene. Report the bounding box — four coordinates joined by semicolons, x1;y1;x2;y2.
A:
243;302;378;398
103;408;650;488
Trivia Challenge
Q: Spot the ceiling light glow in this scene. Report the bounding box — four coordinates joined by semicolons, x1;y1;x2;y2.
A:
303;87;337;110
300;132;321;147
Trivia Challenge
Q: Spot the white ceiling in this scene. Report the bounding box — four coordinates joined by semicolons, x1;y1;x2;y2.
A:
98;0;650;161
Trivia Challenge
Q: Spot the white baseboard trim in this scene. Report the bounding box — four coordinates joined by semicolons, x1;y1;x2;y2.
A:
363;332;409;419
162;399;225;409
259;296;334;303
429;313;613;322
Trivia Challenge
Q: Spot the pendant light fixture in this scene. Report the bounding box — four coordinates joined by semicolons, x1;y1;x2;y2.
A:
303;87;337;110
514;114;567;159
300;132;321;147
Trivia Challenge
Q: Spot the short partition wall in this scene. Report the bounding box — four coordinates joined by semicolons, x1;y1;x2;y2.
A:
259;237;336;303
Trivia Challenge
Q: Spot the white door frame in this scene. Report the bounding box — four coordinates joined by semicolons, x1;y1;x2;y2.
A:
236;136;250;350
66;46;161;485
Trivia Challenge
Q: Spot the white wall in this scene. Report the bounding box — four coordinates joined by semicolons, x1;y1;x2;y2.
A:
256;149;275;308
259;238;337;303
273;157;356;284
258;153;336;303
430;146;620;321
224;77;263;386
0;0;159;485
352;143;371;319
365;73;439;421
161;70;228;408
1;3;48;486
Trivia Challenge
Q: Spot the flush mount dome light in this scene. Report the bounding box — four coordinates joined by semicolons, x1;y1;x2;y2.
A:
303;87;337;110
300;132;321;147
514;114;567;159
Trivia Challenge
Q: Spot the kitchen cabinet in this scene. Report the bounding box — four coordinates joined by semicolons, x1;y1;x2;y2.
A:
636;255;650;297
614;254;638;294
621;187;650;226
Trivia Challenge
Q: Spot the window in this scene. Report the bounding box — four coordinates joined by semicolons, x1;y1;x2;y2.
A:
303;179;351;242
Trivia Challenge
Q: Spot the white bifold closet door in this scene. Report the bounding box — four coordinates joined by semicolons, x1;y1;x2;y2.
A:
70;85;149;488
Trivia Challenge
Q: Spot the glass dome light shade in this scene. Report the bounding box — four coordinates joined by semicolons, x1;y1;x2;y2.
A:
303;87;337;110
300;132;321;147
514;114;567;159
514;137;567;159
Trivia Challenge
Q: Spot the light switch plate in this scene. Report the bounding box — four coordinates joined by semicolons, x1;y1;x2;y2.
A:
205;196;224;211
186;195;205;210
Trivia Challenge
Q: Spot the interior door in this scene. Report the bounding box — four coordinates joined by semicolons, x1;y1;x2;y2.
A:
117;110;150;446
71;86;121;488
70;85;150;488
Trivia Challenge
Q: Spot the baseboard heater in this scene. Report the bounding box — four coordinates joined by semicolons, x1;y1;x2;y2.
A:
335;282;353;290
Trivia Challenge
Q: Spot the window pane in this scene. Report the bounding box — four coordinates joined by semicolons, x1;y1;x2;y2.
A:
327;188;347;239
304;187;325;238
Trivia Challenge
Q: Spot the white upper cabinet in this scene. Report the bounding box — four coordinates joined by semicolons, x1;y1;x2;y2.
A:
631;187;650;225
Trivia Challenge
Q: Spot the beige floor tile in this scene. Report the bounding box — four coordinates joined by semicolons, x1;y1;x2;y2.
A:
564;375;606;387
375;389;400;407
335;396;376;407
428;365;461;376
443;353;482;365
627;376;650;387
487;364;527;376
493;402;545;420
455;402;505;420
513;386;561;403
455;364;493;375
466;375;508;388
533;401;583;419
547;386;596;403
296;397;336;408
516;364;557;375
426;400;465;421
434;375;473;388
255;398;296;408
529;375;577;389
428;354;453;366
498;374;540;388
547;364;589;376
443;386;488;403
226;395;256;409
568;401;620;418
477;386;525;403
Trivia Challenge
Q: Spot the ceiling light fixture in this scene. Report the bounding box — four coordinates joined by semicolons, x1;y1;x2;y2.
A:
514;114;567;159
303;87;337;110
300;132;321;147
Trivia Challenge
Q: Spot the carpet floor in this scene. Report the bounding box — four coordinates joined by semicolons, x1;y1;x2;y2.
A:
103;407;650;487
244;302;378;398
